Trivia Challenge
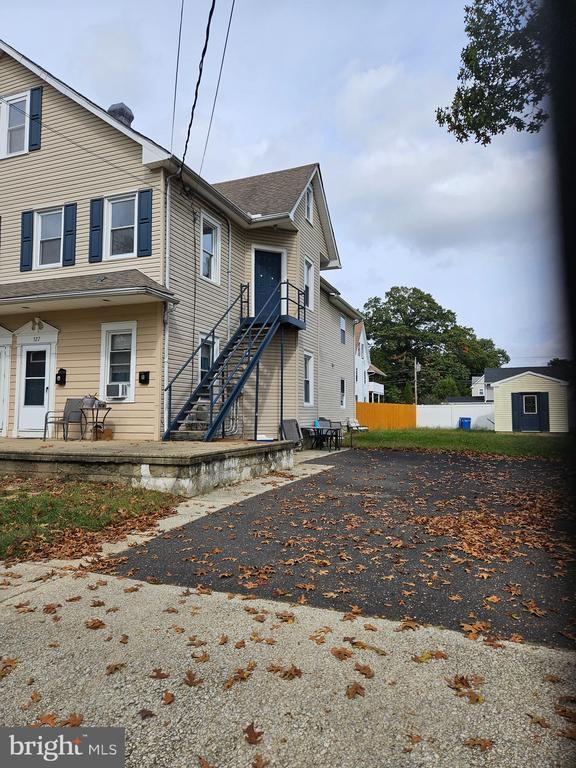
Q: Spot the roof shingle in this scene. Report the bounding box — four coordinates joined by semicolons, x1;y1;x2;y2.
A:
213;164;317;216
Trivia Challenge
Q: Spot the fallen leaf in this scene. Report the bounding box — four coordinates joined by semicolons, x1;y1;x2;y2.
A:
354;663;374;679
106;663;125;675
183;670;204;687
60;713;83;727
243;722;264;745
162;691;174;705
266;664;302;680
464;738;493;752
85;618;106;630
252;754;269;768
137;709;155;720
396;618;419;632
36;713;58;727
346;682;365;699
527;713;550;728
192;651;210;663
150;668;170;679
331;647;353;661
412;650;448;663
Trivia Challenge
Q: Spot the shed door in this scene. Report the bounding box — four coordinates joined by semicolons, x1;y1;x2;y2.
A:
511;392;550;432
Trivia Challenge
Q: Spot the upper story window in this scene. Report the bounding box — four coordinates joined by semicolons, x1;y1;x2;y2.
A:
305;186;314;223
360;342;365;359
304;258;314;310
35;208;63;269
340;315;346;344
1;92;29;158
105;195;136;259
201;213;220;284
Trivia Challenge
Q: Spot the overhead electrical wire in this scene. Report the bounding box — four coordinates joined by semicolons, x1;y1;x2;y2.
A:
170;0;186;153
199;0;236;175
178;0;217;178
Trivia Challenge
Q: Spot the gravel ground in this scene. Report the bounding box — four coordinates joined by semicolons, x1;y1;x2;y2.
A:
106;449;576;648
0;565;575;768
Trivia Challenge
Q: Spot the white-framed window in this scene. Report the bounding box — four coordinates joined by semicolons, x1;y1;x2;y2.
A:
304;258;314;310
479;388;484;396
33;208;63;269
200;212;220;284
340;378;346;408
100;321;137;403
305;185;313;223
303;352;314;406
523;394;538;414
355;367;358;382
0;91;29;159
104;194;137;260
199;333;220;382
340;315;346;344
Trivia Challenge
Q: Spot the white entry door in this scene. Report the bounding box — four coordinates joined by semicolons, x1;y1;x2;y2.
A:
18;344;51;435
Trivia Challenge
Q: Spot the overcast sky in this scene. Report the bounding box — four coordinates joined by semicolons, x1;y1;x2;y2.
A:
3;0;568;364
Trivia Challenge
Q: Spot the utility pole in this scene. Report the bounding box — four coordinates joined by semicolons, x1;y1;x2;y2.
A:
414;358;421;405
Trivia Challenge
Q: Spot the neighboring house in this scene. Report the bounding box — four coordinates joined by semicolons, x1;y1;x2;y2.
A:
490;369;570;433
368;363;386;403
354;321;369;403
353;321;385;403
0;40;357;441
470;375;485;399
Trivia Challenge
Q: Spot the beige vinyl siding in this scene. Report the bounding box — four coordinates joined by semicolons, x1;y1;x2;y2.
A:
2;303;162;440
493;373;569;433
0;54;164;285
316;288;356;426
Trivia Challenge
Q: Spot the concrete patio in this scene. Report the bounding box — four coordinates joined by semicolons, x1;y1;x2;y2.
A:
0;438;294;496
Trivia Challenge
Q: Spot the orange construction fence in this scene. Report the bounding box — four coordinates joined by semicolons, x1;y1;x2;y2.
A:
356;402;416;430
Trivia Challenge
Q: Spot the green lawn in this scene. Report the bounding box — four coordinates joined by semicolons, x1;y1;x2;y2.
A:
353;428;573;459
0;477;181;560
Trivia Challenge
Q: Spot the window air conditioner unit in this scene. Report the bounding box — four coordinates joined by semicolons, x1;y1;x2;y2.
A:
106;383;129;400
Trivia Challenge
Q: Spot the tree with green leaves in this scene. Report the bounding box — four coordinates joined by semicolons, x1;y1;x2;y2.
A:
436;0;548;145
363;287;509;404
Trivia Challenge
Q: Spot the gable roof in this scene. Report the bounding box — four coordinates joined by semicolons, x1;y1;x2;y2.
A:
0;39;341;268
0;38;170;166
491;370;569;387
354;321;365;351
484;366;565;384
320;277;362;320
213;164;317;217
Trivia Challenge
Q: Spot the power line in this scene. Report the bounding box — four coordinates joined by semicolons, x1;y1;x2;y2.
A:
170;0;186;153
178;0;217;178
199;0;236;175
0;97;158;187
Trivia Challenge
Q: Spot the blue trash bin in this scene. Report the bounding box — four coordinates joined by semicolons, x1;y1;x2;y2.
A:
458;417;471;431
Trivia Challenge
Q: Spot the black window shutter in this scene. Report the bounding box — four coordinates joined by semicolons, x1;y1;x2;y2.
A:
62;203;77;267
137;189;152;257
28;87;43;151
20;211;34;271
89;198;104;262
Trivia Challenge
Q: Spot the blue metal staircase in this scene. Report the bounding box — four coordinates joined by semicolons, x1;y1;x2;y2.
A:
163;281;305;441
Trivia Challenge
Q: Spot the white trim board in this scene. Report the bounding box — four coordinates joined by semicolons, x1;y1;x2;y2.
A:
491;371;569;387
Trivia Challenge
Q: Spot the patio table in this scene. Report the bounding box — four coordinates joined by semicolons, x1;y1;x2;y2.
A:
81;404;111;440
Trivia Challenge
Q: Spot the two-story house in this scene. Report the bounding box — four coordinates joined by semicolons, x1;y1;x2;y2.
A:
0;39;359;441
354;321;385;403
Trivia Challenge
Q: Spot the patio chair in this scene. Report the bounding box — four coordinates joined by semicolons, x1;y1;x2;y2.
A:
317;417;337;451
348;417;368;432
329;421;344;450
280;419;304;450
44;398;87;441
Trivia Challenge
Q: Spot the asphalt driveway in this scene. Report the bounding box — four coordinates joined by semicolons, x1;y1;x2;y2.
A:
104;449;575;648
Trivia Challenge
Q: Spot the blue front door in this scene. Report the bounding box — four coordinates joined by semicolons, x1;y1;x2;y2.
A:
511;392;550;432
254;249;282;318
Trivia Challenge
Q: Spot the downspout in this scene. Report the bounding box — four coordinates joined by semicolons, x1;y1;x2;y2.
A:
225;215;232;340
163;173;175;434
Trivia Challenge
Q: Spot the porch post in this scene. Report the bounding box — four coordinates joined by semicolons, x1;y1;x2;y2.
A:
280;324;284;432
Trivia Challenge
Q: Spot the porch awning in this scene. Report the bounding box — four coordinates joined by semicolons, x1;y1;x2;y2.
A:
0;269;177;315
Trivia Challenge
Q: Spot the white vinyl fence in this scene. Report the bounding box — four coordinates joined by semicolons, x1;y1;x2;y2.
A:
417;403;495;430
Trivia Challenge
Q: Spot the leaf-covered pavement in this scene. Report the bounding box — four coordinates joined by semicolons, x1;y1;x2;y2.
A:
100;450;576;649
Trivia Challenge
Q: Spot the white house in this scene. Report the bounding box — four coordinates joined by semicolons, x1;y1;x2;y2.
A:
354;322;370;403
